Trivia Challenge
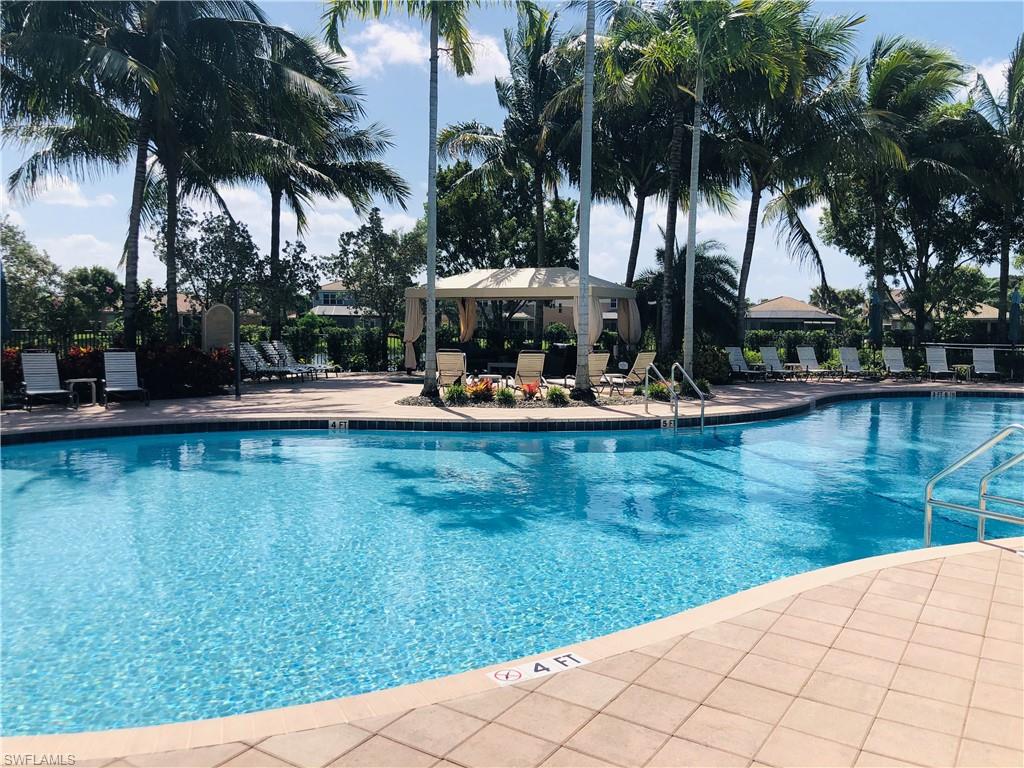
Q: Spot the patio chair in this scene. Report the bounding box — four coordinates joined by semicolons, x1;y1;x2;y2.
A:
272;340;336;378
883;347;912;378
972;348;1001;381
20;351;78;411
259;341;322;380
726;346;767;382
605;350;656;394
436;350;468;391
510;351;548;391
564;351;612;391
797;346;836;381
838;347;865;379
926;346;956;380
102;351;150;407
759;347;798;380
235;342;299;380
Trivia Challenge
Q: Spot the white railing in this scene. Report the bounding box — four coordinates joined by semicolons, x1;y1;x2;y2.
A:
672;362;705;433
642;362;706;432
924;423;1024;546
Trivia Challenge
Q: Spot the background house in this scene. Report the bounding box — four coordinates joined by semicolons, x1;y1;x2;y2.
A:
745;296;841;331
309;281;379;328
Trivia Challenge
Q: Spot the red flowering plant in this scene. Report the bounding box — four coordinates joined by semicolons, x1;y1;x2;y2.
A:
466;378;495;402
2;347;22;385
59;346;104;380
521;382;540;401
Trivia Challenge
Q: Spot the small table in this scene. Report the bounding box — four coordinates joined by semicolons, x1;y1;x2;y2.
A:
487;362;516;374
65;378;98;406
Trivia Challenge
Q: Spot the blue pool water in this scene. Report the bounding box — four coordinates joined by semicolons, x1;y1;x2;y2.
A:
2;396;1022;735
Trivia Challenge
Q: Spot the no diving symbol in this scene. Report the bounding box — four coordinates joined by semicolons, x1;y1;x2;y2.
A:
493;669;521;683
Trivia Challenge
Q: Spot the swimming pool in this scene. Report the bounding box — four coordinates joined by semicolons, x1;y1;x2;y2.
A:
2;396;1021;735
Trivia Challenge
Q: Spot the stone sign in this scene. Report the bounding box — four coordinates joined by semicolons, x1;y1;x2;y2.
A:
202;303;234;351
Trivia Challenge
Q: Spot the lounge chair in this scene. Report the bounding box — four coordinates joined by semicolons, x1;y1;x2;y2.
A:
972;348;1001;381
926;347;956;380
726;346;767;381
102;351;150;407
272;340;336;378
883;347;912;379
838;347;865;378
260;341;323;379
234;342;300;380
436;350;468;391
510;351;548;391
797;346;835;381
759;347;798;380
605;350;656;394
564;351;612;391
20;351;77;411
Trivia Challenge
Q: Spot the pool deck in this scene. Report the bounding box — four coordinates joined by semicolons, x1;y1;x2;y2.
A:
1;375;1021;440
2;539;1021;767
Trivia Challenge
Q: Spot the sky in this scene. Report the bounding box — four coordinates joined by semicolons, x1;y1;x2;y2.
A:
2;0;1021;304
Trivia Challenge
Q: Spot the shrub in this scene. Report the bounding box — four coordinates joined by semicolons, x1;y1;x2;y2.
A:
644;381;673;401
744;348;763;366
59;346;104;380
240;325;269;343
436;322;461;347
444;383;469;405
2;347;22;385
467;379;495;402
682;377;712;398
324;327;354;369
693;344;732;385
543;322;571;344
348;352;368;372
546;385;569;406
496;386;516;407
136;344;233;398
521;382;540;401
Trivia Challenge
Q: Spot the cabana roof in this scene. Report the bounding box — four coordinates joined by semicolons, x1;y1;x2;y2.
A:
404;267;636;300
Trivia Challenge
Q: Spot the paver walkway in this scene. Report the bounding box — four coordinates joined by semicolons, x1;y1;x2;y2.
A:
41;544;1022;768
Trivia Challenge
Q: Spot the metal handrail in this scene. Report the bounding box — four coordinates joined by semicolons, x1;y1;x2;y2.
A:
671;362;705;433
643;362;679;427
977;450;1024;541
924;423;1024;546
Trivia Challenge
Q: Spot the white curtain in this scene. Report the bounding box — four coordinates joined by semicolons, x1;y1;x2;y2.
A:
403;298;424;370
572;293;605;349
456;298;477;343
617;298;642;346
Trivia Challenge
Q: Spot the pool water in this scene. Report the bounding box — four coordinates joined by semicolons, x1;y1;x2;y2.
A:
2;396;1021;735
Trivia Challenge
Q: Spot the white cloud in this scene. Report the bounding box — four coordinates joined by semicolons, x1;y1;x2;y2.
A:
342;21;429;79
33;176;115;208
0;187;25;227
971;57;1009;95
382;210;419;232
458;33;510;85
39;233;120;271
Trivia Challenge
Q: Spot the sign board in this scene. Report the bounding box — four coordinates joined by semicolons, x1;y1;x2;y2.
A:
487;652;589;686
203;303;234;351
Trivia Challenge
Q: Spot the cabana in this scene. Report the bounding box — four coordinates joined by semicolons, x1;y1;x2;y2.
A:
403;267;641;370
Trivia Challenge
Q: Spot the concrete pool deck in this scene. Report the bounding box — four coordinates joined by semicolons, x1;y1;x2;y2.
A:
2;539;1021;767
1;376;1021;440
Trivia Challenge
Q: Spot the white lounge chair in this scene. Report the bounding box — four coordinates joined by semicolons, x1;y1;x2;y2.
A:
759;347;797;380
273;340;335;378
20;351;77;411
926;347;956;380
883;347;912;378
564;351;612;391
838;347;864;378
797;346;835;381
436;350;468;391
605;350;656;394
259;341;321;379
726;347;766;381
972;348;1001;380
235;342;299;380
510;351;548;391
102;351;149;407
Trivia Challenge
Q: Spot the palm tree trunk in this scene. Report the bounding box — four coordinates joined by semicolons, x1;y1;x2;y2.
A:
164;160;180;344
269;185;282;341
420;5;439;397
871;193;885;346
532;164;546;342
681;70;705;374
660;112;685;357
624;190;646;287
574;0;595;392
997;206;1011;341
122;120;149;350
735;182;761;344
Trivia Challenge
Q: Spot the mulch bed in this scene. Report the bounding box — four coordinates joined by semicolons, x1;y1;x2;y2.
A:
396;394;669;409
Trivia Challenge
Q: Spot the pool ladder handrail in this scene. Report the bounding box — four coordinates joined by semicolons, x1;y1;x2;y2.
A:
924;423;1024;547
642;362;706;433
671;362;705;434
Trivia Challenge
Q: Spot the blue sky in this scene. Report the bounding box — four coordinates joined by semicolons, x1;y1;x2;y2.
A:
2;1;1020;303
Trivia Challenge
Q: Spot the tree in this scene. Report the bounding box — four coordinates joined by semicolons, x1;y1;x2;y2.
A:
0;219;61;329
971;35;1024;340
809;286;866;323
333;209;425;365
574;0;597;393
325;0;478;396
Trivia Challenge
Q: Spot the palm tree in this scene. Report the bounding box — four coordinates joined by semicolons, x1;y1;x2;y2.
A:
246;36;409;339
325;0;477;396
574;0;597;392
717;11;863;342
609;0;804;371
971;35;1023;340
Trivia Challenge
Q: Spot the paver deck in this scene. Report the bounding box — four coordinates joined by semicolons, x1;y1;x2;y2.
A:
3;541;1021;768
1;376;1019;436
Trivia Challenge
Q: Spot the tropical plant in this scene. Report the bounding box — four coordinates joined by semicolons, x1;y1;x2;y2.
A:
970;35;1024;340
443;382;469;405
545;385;569;406
325;0;479;396
495;386;516;407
